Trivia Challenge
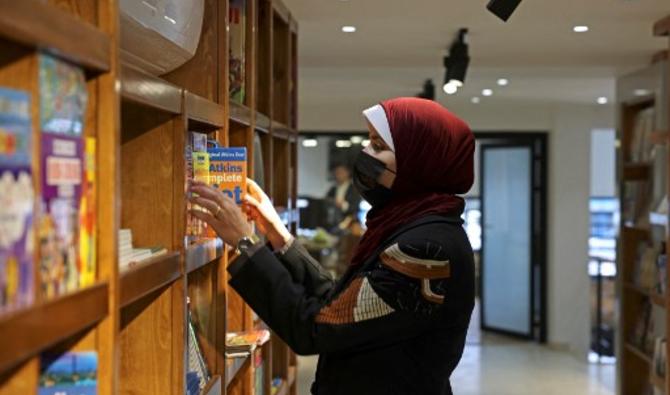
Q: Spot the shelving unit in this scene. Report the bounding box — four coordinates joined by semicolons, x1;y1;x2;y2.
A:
0;0;300;394
617;16;670;395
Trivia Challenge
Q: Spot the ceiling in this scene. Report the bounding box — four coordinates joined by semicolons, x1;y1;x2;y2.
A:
284;0;670;110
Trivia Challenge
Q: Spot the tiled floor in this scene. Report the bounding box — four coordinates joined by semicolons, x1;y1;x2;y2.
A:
297;336;615;395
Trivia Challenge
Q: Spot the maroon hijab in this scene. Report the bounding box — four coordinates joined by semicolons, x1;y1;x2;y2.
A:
350;97;475;266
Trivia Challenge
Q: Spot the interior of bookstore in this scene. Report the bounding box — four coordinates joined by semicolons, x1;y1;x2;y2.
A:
0;1;668;395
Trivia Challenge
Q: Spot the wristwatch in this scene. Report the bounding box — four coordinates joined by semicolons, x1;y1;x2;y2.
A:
236;234;260;254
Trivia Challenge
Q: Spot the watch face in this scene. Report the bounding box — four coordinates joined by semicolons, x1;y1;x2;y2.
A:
238;237;254;252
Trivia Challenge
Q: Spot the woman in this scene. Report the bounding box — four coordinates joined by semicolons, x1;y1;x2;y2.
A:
189;97;475;395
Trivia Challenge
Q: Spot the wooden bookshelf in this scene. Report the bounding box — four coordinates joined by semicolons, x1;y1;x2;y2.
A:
0;0;299;394
618;15;670;395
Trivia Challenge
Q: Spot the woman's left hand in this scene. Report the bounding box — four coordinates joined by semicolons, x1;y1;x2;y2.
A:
188;180;253;246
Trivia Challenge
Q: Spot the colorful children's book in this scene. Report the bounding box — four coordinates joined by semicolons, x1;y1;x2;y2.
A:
39;54;88;136
78;137;96;287
39;351;98;395
226;329;270;354
0;87;34;315
39;133;84;298
229;0;247;104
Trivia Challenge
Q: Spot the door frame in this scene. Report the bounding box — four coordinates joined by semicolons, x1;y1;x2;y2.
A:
476;132;548;343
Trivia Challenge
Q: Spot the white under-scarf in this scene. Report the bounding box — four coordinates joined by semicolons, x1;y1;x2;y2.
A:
362;104;395;152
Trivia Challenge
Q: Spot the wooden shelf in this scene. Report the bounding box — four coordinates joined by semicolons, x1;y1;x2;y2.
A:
650;372;666;390
625;342;652;364
186;238;225;274
185;92;225;129
272;121;296;140
201;375;222;395
230;102;253;127
273;0;291;24
256;112;272;134
623;281;654;298
121;64;182;114
623;162;652;180
0;282;108;373
654;15;670;37
0;0;110;72
225;354;250;388
119;252;181;308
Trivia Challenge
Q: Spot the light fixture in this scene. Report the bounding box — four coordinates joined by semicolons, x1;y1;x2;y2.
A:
597;97;608;105
573;25;589;33
443;28;470;94
302;139;318;147
634;89;651;97
482;89;493;97
443;81;459;95
497;78;509;86
335;140;352;148
362;139;370;147
471;97;481;104
341;26;356;33
417;79;436;100
350;136;363;144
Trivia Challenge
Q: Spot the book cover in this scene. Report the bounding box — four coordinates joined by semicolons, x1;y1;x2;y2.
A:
78;137;96;287
39;133;84;299
0;87;34;315
207;146;246;204
39;351;98;395
229;0;247;104
39;54;88;136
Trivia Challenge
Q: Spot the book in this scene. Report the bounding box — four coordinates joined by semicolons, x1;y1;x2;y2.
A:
254;348;265;395
630;301;652;351
39;54;88;136
118;228;167;271
0;87;34;315
656;254;667;295
39;133;84;298
39;351;98;395
633;243;661;290
187;306;210;395
226;329;270;354
229;0;247;104
207;145;247;239
653;337;666;379
78;137;96;287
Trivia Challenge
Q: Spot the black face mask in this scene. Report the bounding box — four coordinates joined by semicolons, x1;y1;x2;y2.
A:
353;150;395;207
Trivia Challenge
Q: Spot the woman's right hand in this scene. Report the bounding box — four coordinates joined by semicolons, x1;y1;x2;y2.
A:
243;179;293;251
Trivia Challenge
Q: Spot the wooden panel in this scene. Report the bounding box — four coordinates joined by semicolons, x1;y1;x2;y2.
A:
121;64;182;114
120;253;181;308
0;359;38;395
273;0;291;24
623;162;652;180
225;355;250;388
0;0;110;72
273;137;290;207
256;0;273;116
272;12;290;124
119;285;174;395
256;111;272;133
230;102;253;127
163;0;219;101
0;283;108;373
653;15;670;37
120;111;175;250
186;239;225;274
186;91;226;128
47;0;98;25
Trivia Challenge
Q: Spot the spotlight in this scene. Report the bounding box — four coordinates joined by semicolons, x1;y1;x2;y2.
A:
487;0;523;22
417;79;436;100
443;28;470;93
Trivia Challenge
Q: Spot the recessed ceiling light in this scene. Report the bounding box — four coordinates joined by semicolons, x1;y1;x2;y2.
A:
336;140;352;148
471;97;481;104
350;136;363;144
443;81;459;95
597;97;608;105
497;78;509;86
302;139;318;147
362;139;370;147
573;25;589;33
634;89;651;96
341;26;356;33
482;89;493;97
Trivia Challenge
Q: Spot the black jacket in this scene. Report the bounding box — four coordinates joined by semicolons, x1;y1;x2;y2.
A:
228;215;475;395
326;182;361;218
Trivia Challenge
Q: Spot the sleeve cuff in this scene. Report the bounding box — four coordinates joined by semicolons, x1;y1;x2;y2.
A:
228;242;268;277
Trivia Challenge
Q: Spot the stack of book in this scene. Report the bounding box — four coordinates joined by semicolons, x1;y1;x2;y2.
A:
226;329;270;357
653;337;667;380
118;229;167;271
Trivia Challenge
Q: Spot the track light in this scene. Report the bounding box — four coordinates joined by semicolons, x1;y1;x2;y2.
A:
417;79;436;100
487;0;523;22
443;28;470;94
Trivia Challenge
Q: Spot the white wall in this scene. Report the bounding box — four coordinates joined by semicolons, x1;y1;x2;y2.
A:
591;129;617;197
297;97;615;359
297;136;331;197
